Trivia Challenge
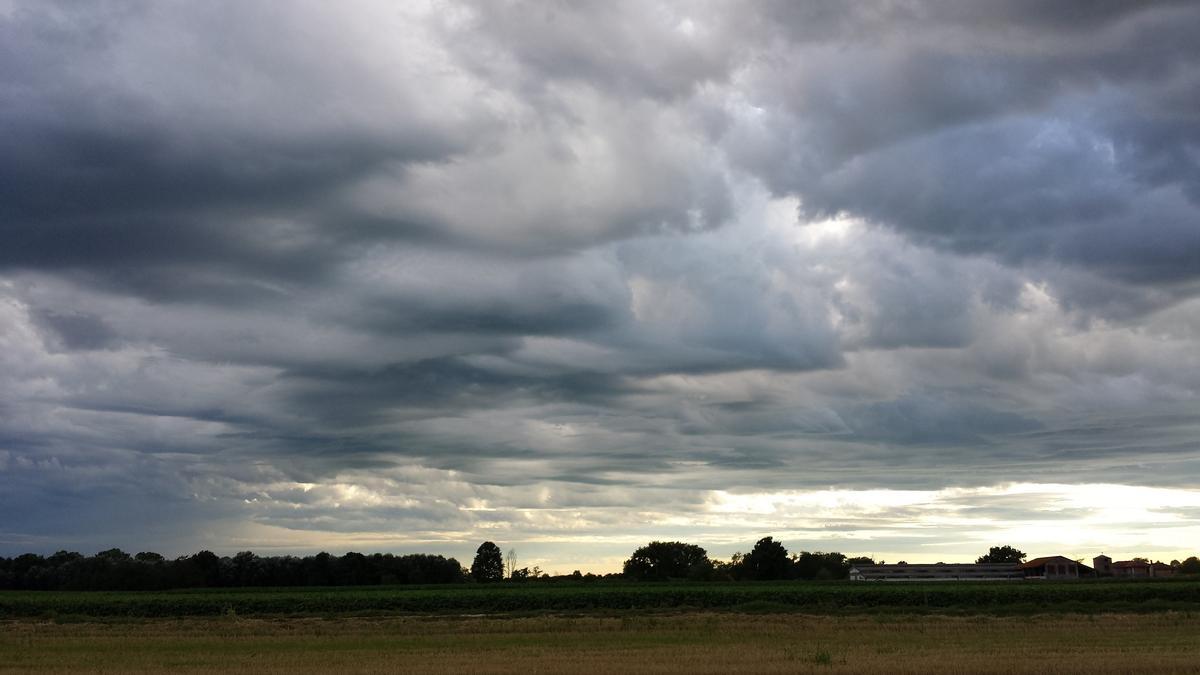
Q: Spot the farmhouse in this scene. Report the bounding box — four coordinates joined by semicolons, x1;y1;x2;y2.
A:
1111;559;1150;577
849;562;1023;581
1151;562;1175;577
1105;558;1175;578
1017;556;1091;579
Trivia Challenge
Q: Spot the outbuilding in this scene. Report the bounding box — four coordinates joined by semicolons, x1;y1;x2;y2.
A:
1110;560;1174;578
849;563;1023;581
1017;556;1090;579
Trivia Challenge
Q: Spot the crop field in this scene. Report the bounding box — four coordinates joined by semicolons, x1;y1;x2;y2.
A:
2;580;1199;619
3;612;1200;674
4;583;1199;673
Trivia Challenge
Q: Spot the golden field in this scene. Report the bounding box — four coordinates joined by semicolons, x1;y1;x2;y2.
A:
3;612;1199;674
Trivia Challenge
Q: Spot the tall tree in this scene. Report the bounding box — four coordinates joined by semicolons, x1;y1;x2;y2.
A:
470;541;504;582
739;537;791;580
976;546;1026;564
623;541;713;581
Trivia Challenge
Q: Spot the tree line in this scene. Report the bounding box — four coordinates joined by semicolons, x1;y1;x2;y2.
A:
6;541;1198;591
618;538;867;582
0;549;463;591
464;538;868;582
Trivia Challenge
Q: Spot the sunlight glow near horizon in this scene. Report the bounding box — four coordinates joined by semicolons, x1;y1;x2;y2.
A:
206;481;1200;574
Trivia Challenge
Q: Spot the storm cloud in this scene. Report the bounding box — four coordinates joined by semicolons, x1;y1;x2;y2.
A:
2;0;1199;569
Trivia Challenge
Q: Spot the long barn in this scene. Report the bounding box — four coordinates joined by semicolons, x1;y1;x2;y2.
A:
849;563;1023;581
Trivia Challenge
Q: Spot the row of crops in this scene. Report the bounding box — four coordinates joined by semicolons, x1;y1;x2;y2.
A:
2;580;1198;618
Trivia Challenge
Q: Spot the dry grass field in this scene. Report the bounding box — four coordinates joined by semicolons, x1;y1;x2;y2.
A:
3;612;1199;674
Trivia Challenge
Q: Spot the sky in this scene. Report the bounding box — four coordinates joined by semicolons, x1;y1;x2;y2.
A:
2;0;1199;574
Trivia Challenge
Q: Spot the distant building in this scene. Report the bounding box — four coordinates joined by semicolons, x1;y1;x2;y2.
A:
1108;560;1175;578
1110;560;1150;577
1017;556;1092;579
849;563;1023;581
1150;563;1174;577
850;553;1172;582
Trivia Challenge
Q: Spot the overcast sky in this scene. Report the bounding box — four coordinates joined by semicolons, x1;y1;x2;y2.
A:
3;0;1199;572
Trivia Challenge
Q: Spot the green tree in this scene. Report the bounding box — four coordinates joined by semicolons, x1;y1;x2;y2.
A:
793;551;850;579
976;546;1026;564
49;550;84;566
740;537;792;580
1178;556;1200;575
623;541;713;581
470;542;504;582
95;548;132;562
231;551;261;586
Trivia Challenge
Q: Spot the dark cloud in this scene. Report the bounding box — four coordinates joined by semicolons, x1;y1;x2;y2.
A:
724;0;1200;287
1;1;1198;565
32;310;120;351
845;393;1041;445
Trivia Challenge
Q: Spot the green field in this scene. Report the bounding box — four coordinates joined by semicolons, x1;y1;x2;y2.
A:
3;579;1199;618
3;613;1199;673
5;583;1199;673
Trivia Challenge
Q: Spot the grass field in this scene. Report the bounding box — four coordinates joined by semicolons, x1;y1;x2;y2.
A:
2;579;1199;619
3;612;1199;673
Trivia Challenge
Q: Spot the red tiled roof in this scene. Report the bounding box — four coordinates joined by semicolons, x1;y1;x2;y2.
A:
1017;555;1077;569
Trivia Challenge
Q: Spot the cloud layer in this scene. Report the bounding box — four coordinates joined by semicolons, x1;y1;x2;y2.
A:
2;0;1199;569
